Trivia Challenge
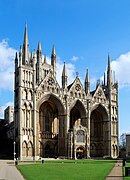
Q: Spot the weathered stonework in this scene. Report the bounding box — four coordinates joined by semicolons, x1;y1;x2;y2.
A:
14;25;119;160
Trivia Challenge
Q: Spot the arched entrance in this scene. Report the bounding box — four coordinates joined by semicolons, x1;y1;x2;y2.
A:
90;104;108;157
38;94;65;158
70;100;87;129
76;146;85;159
69;100;87;159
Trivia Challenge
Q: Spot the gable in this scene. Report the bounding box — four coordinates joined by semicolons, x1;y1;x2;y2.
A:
36;70;61;93
92;85;106;100
68;76;86;98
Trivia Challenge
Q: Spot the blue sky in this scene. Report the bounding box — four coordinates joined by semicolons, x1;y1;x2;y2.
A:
0;0;130;135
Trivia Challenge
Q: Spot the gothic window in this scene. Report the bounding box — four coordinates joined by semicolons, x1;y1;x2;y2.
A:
45;111;50;132
22;141;27;157
76;130;85;142
28;90;32;101
28;141;33;156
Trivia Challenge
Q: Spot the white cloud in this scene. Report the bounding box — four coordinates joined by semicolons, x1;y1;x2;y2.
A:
0;39;16;91
111;52;130;88
70;56;79;61
0;101;13;119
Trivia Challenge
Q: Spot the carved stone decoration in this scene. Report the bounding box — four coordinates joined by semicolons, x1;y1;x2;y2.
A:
75;84;81;91
76;130;85;142
98;90;102;96
47;78;54;85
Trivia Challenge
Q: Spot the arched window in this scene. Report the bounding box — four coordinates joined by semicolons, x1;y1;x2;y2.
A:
28;141;33;157
22;141;27;157
45;111;50;132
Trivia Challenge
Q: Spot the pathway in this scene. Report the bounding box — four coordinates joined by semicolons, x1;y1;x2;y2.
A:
106;160;123;180
0;160;24;180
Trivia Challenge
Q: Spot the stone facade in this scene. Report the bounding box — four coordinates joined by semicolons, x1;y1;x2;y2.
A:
14;25;119;160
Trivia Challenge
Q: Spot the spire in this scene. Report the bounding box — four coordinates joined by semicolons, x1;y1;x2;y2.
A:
51;45;56;78
37;41;42;53
85;69;90;94
22;24;29;64
15;52;18;69
104;72;106;85
44;54;47;63
37;41;42;63
62;62;67;89
52;45;56;56
62;62;67;77
85;69;89;83
107;53;112;87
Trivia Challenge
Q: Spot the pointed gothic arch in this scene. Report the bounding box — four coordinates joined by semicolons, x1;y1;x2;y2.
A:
90;104;109;157
69;100;87;129
37;93;65;158
28;141;33;156
22;141;28;157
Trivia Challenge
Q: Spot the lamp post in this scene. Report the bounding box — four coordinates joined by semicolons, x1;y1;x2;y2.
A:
14;141;16;162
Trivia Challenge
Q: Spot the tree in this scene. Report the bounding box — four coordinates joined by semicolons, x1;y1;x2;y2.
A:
119;133;126;158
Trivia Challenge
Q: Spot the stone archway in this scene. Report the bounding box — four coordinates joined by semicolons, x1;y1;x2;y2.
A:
90;104;108;157
69;100;87;129
68;100;87;159
38;94;65;158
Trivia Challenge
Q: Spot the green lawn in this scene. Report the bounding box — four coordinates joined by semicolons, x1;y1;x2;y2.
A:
17;160;115;180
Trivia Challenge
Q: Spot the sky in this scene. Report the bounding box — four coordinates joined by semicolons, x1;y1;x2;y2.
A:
0;0;130;135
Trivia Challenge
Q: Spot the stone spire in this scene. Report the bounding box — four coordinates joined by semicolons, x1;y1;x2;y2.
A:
22;24;30;65
44;54;47;63
104;72;106;86
15;52;18;69
85;69;90;94
37;41;42;64
51;45;56;78
36;41;42;84
107;53;112;87
62;62;68;89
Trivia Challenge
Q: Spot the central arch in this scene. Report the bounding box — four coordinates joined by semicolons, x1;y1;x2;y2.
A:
69;100;87;129
90;104;109;157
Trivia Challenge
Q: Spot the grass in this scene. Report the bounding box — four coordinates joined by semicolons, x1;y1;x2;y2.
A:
17;159;115;180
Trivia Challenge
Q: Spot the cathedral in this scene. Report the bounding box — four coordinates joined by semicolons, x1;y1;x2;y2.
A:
14;25;119;160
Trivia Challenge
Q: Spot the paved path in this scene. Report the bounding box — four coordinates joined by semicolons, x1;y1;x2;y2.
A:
0;160;24;180
106;160;123;180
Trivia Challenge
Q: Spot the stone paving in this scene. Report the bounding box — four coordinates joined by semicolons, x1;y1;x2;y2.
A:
0;160;24;180
106;160;123;180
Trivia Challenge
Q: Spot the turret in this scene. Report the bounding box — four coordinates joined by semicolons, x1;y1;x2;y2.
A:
37;41;42;64
51;45;56;78
85;69;90;94
44;54;47;64
36;42;42;84
22;24;30;65
62;62;68;89
107;54;112;87
15;52;18;70
104;72;106;86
